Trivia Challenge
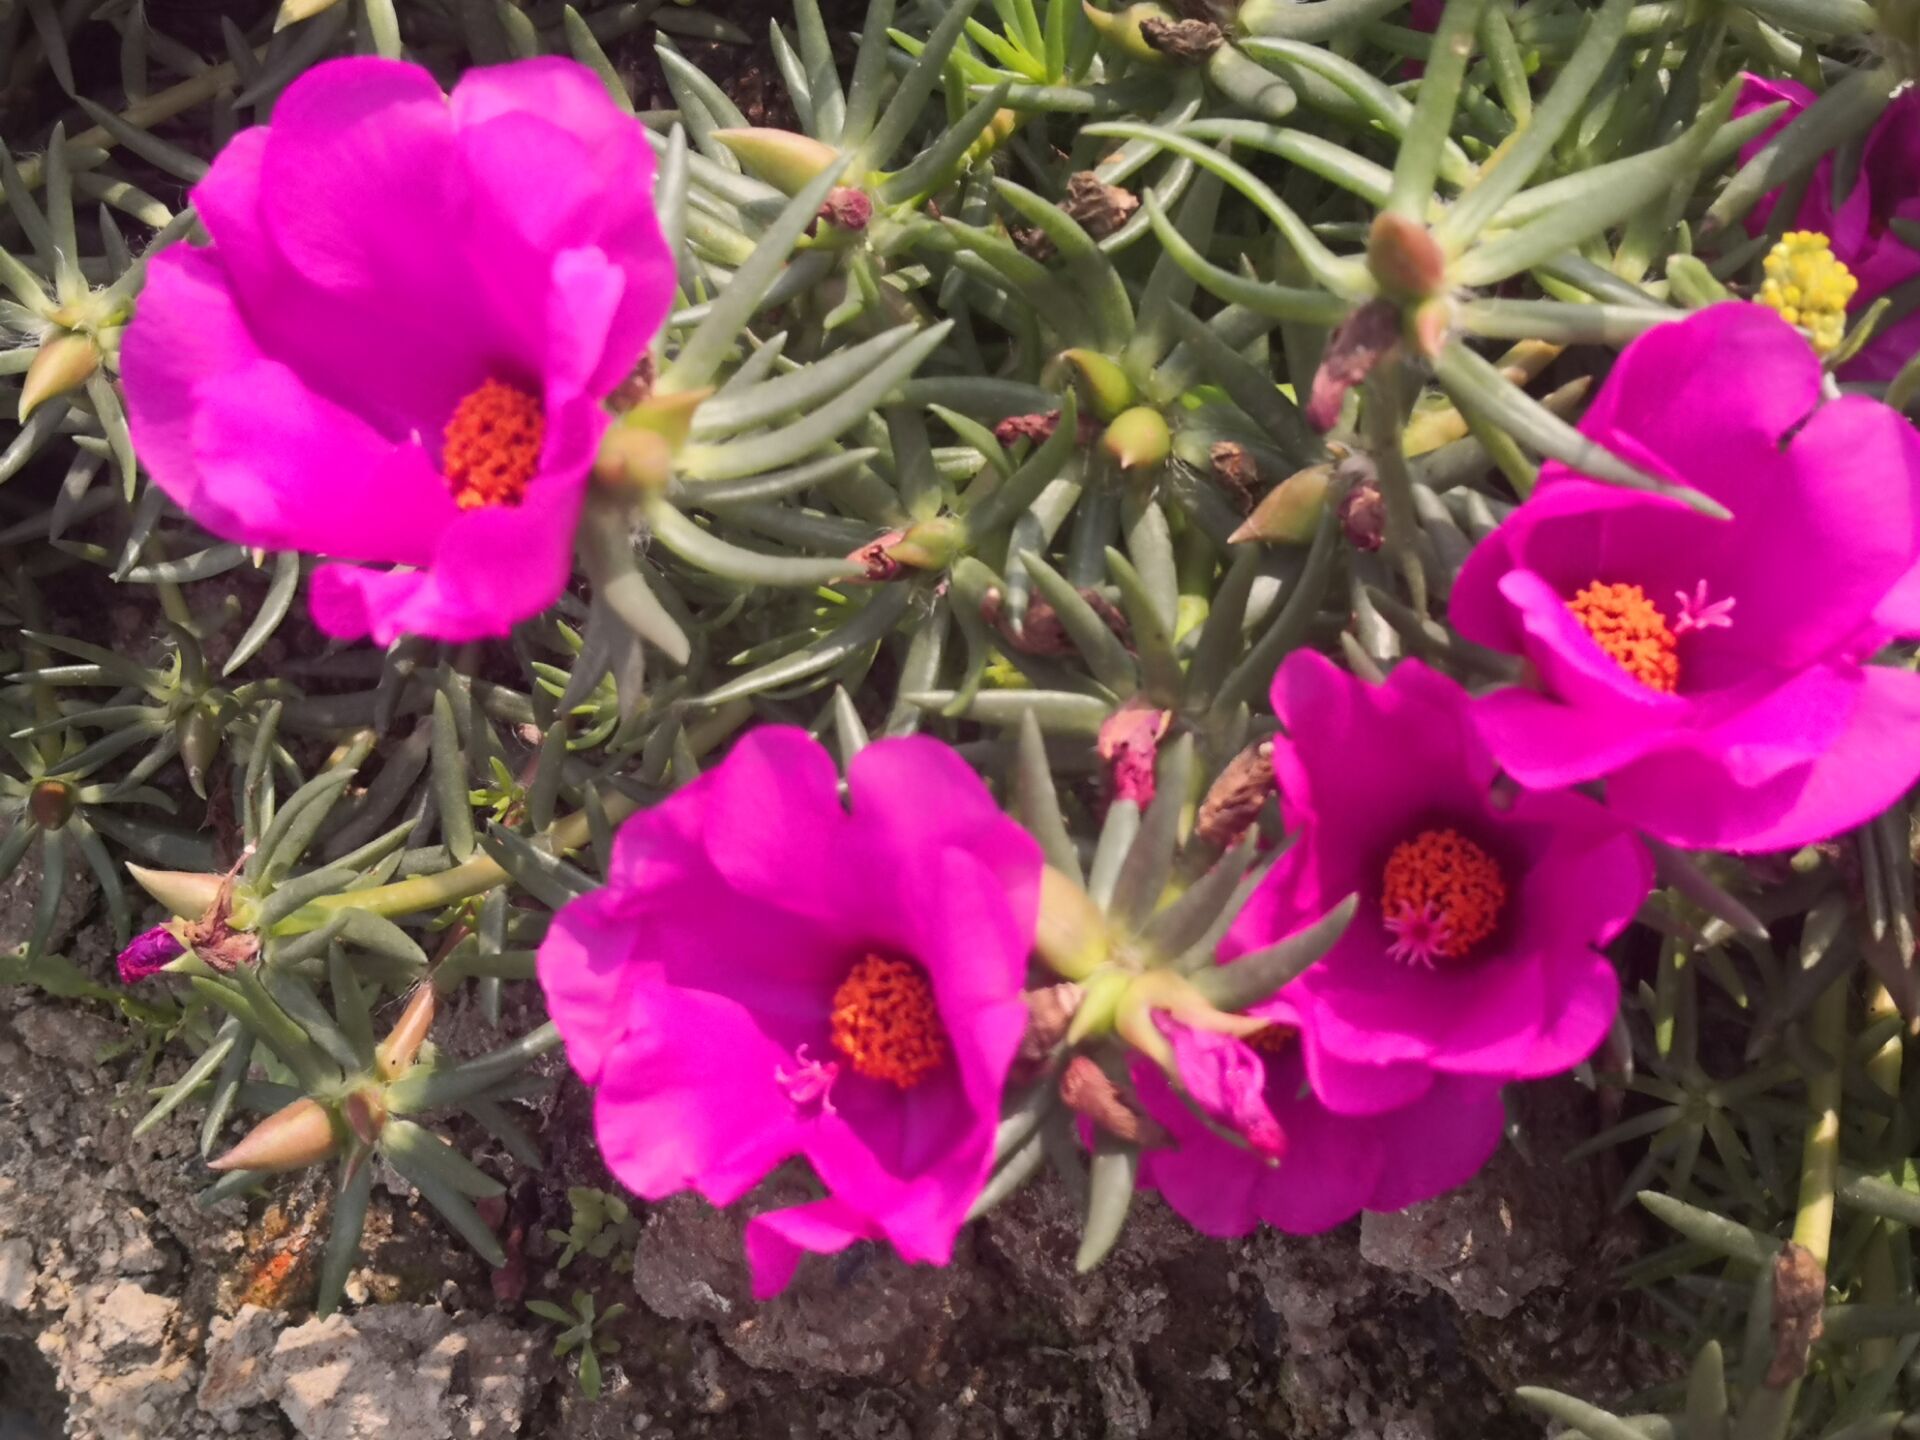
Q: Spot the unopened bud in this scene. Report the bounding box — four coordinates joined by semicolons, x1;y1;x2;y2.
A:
19;332;100;422
342;1087;389;1148
375;985;436;1080
274;0;344;28
27;778;74;830
1305;299;1399;432
1058;349;1136;420
1035;868;1112;980
1081;1;1178;61
1366;213;1448;300
592;425;673;497
1101;406;1171;470
1228;463;1329;545
176;707;221;801
1098;701;1172;806
1339;476;1386;551
712;128;841;195
209;1096;339;1174
126;864;225;920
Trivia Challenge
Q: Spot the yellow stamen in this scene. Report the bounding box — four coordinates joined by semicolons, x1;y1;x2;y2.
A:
1757;231;1858;356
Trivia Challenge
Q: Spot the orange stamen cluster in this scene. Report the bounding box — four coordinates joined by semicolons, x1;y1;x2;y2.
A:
829;954;949;1089
1566;581;1679;694
1380;828;1507;964
441;378;544;510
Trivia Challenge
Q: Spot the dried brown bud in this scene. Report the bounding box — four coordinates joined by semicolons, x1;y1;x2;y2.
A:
993;409;1101;449
1018;983;1085;1076
27;779;74;831
1305;299;1400;431
1062;171;1140;238
1339;476;1386;551
818;186;873;232
1195;741;1275;848
983;585;1131;657
1138;16;1223;59
1059;1056;1171;1147
607;354;657;413
1009;224;1055;262
1766;1242;1825;1386
1209;441;1260;513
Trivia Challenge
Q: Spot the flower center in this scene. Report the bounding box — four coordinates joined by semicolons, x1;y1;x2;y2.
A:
1380;828;1507;967
1567;581;1680;694
1758;231;1857;356
1244;1023;1297;1055
828;954;949;1089
441;378;544;510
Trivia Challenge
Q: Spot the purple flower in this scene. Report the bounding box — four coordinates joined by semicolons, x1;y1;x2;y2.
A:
536;728;1042;1298
1223;653;1648;1115
1452;304;1920;853
1734;75;1920;381
117;925;184;984
1133;998;1506;1236
122;57;674;644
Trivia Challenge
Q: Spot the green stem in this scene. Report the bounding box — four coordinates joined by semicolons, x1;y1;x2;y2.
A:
1792;977;1848;1269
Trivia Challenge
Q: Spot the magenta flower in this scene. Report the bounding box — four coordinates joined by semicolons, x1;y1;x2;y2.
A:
1133;999;1506;1236
1452;304;1920;853
536;727;1042;1298
1734;74;1920;381
122;57;674;644
117;925;184;984
1223;653;1647;1115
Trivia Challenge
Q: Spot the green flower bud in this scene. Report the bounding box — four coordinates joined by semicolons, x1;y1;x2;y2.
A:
1082;1;1178;62
1102;407;1171;470
1229;462;1329;545
712;128;842;195
1059;348;1137;420
1366;213;1448;301
19;331;100;422
209;1096;340;1174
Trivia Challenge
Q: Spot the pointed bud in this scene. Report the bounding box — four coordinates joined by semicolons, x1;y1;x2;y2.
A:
27;779;74;831
342;1087;389;1148
209;1096;339;1174
1229;463;1329;545
375;985;436;1080
274;0;344;28
126;864;226;920
712;128;842;195
1082;1;1179;62
175;707;221;801
1035;867;1112;980
623;388;708;448
1366;213;1447;301
1058;349;1136;420
20;332;100;422
592;425;673;498
1101;407;1171;471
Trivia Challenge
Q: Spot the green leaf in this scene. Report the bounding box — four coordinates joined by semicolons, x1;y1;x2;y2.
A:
315;1155;374;1318
1189;894;1355;1010
1075;1136;1139;1272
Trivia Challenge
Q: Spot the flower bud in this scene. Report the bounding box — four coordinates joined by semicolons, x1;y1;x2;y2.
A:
1366;213;1448;301
592;424;673;497
274;0;344;28
1101;406;1171;470
712;128;842;195
1034;868;1112;980
1098;701;1171;806
1082;1;1179;61
126;864;226;920
342;1086;389;1148
176;706;221;801
19;331;100;422
817;187;873;232
27;779;74;831
209;1096;339;1174
375;985;437;1080
1228;463;1329;545
1058;349;1137;420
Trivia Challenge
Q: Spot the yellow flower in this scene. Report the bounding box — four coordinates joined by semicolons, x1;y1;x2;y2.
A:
1757;231;1858;356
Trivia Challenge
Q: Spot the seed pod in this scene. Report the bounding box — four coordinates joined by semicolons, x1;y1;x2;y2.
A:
1102;407;1171;470
1229;463;1330;545
19;332;100;422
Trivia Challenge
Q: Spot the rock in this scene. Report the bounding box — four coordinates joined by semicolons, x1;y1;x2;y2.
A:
199;1307;282;1415
88;1283;177;1359
0;1242;35;1312
1359;1082;1605;1320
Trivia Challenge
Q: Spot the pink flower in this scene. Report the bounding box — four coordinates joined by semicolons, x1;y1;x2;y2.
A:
1452;304;1920;852
536;727;1042;1297
122;57;674;644
1224;653;1648;1115
1734;74;1920;381
117;925;183;983
1159;1019;1287;1160
1134;999;1505;1236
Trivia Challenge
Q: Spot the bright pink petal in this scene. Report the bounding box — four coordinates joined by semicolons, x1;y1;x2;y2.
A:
743;1197;884;1299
